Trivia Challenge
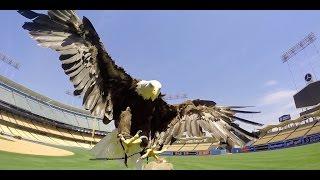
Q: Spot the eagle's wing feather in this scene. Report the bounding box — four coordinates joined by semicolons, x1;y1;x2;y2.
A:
153;99;262;148
18;10;134;123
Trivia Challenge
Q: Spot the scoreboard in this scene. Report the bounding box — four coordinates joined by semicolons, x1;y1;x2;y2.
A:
279;114;291;122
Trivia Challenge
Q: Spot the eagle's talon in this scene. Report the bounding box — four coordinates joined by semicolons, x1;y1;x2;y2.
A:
118;130;143;153
139;145;167;162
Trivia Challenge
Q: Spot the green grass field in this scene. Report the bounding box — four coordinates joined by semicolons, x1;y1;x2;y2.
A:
0;143;319;170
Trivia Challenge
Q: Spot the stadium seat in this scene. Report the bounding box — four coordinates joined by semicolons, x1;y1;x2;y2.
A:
43;126;64;137
194;143;212;151
0;123;15;136
69;131;86;142
66;140;82;148
253;132;279;146
5;112;20;124
179;143;197;151
56;127;76;139
166;144;184;152
6;125;23;137
36;134;57;144
286;121;318;140
26;132;42;142
78;142;92;149
9;111;97;148
81;133;97;143
10;114;29;127
32;120;51;133
50;137;71;146
0;110;13;123
268;128;296;143
13;128;34;140
14;115;38;130
306;123;320;136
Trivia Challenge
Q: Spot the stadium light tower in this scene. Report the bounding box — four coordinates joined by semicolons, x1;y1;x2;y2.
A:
65;89;82;108
281;32;317;90
163;93;188;101
281;32;316;63
0;52;21;70
65;90;82;99
0;52;21;79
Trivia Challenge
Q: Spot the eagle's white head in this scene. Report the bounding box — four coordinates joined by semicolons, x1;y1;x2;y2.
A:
136;80;162;101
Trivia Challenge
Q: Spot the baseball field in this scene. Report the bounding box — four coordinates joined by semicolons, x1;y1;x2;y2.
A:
0;141;319;170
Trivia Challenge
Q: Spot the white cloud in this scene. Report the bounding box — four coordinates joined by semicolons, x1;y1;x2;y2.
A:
264;80;278;87
235;89;300;132
260;89;296;106
246;89;300;127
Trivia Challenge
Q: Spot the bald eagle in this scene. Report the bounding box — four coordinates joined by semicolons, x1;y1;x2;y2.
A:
18;10;263;168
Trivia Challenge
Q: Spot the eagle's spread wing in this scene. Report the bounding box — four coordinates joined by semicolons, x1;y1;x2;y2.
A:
152;99;262;148
18;10;134;123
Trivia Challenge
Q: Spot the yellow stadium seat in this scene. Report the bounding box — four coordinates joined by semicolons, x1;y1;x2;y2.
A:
166;144;183;151
287;129;310;140
194;143;212;151
56;128;75;139
0;123;15;136
16;116;38;130
78;142;92;149
27;132;42;142
269;133;291;143
44;126;63;136
32;121;50;133
13;128;34;140
179;144;197;151
50;137;71;147
0;111;13;123
81;134;96;142
6;125;23;137
69;131;85;141
306;124;320;136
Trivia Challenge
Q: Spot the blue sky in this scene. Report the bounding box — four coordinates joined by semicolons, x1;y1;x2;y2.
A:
1;10;320;131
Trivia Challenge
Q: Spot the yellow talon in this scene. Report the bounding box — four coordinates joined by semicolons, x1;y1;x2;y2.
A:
118;131;142;153
140;145;167;162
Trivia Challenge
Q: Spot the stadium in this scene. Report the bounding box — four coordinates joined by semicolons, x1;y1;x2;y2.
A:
0;10;320;170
